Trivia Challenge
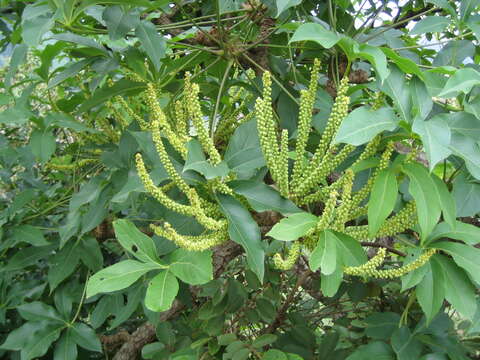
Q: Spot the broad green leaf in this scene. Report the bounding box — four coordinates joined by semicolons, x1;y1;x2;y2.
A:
142;342;165;359
109;285;143;329
229;180;302;215
10;225;49;246
54;330;78;360
46;112;97;133
289;23;341;48
169;248;213;285
5;44;28;89
460;0;478;22
438;68;480;97
334;106;397;145
252;334;277;348
416;261;445;324
266;212;318;241
401;248;429;291
431;175;456;230
217;194;265;282
17;302;63;323
354;43;389;82
2;244;55;272
263;349;288;360
368;168;398;237
310;230;337;275
135;20;166;71
275;0;301;17
433;40;475;67
365;312;401;340
410;77;433;118
48;241;81;291
1;322;46;350
183;139;229;179
448;133;480;180
103;5;138;40
77;79;145;113
381;48;423;79
30;130;56;163
70;323;102;352
434;241;480;283
346;341;394;360
402;163;441;241
22;323;63;360
145;270;179;312
410;16;450;35
86;260;160;298
48;58;97;89
447;111;480;140
334;232;367;266
79;236;104;272
427;221;480;245
321;268;343;297
224;120;265;174
377;65;411;123
434;255;477;318
113;219;160;264
412;116;451;170
22;13;54;47
427;0;456;16
52;32;107;52
391;327;422;360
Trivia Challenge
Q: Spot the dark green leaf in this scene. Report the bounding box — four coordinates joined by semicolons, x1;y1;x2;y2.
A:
10;225;49;247
183;139;230;179
346;341;394;360
52;33;107;53
412;116;451;170
54;330;78;360
5;44;28;89
103;5;138;40
427;221;480;245
169;248;213;285
30;130;56;163
145;270;179;312
391;327;422;360
135;20;166;71
434;241;480;283
431;175;456;230
17;302;63;323
2;245;55;272
365;312;401;340
48;241;81;291
416;261;445;324
70;323;102;352
368;168;398;237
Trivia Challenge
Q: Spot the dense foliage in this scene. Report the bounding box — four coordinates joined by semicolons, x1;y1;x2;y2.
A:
1;0;480;359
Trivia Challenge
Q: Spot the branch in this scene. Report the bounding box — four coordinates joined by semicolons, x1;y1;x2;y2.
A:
360;241;406;257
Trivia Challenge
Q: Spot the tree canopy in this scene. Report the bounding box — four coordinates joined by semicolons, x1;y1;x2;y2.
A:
0;0;480;359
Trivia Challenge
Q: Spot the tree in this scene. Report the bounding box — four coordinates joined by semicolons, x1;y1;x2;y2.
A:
0;0;480;358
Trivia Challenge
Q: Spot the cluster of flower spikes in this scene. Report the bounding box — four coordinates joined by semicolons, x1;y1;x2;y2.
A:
344;247;436;279
134;73;236;252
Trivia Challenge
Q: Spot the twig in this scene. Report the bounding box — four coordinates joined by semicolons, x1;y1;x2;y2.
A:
360;242;406;257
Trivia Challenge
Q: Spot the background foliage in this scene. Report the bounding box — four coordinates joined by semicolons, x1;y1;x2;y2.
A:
0;0;480;359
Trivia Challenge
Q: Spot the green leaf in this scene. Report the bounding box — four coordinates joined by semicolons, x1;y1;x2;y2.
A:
52;33;107;53
346;341;394;360
79;236;104;272
113;219;160;264
391;327;422;360
266;212;318;241
183;139;230;179
224;120;265;174
434;255;477;318
1;322;46;350
438;68;480;98
410;77;433;118
5;44;28;89
10;225;49;246
48;58;96;89
433;40;475;67
77;79;145;113
289;23;341;48
334;106;398;145
169;248;213;285
433;241;480;283
321;267;343;297
17;302;63;323
416;261;445;324
70;323;102;352
448;133;480;180
402;163;441;241
263;349;288;360
103;5;138;40
145;270;179;312
30;130;56;163
22;13;54;47
368;168;398;238
135;20;166;71
334;231;367;266
381;48;423;79
217;194;265;282
309;230;337;275
354;43;389;83
431;175;456;230
365;312;401;340
377;66;411;123
86;260;160;298
410;16;450;35
2;245;55;272
252;334;278;348
48;241;81;291
401;248;429;291
229;180;302;215
46;112;97;133
54;330;78;360
275;0;301;17
452;173;480;217
427;221;480;245
22;323;63;360
142;342;165;359
412;117;451;171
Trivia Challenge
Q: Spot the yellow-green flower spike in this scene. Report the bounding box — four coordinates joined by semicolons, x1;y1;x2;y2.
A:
174;100;189;139
273;241;301;270
346;248;436;279
46;158;97;171
292;59;321;186
344;248;386;276
333;169;354;231
135;153;193;215
117;95;150;130
186;188;227;231
317;190;338;231
371;92;385;110
278;129;290;197
184;74;222;165
151;223;227;251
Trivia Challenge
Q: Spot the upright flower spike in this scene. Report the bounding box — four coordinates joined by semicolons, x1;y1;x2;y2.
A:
174;100;189;139
304;76;350;177
333;169;354;231
145;83;186;157
292;59;321;186
317;190;338;231
273;241;301;270
117;95;150;131
184;73;222;165
278;129;290;197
